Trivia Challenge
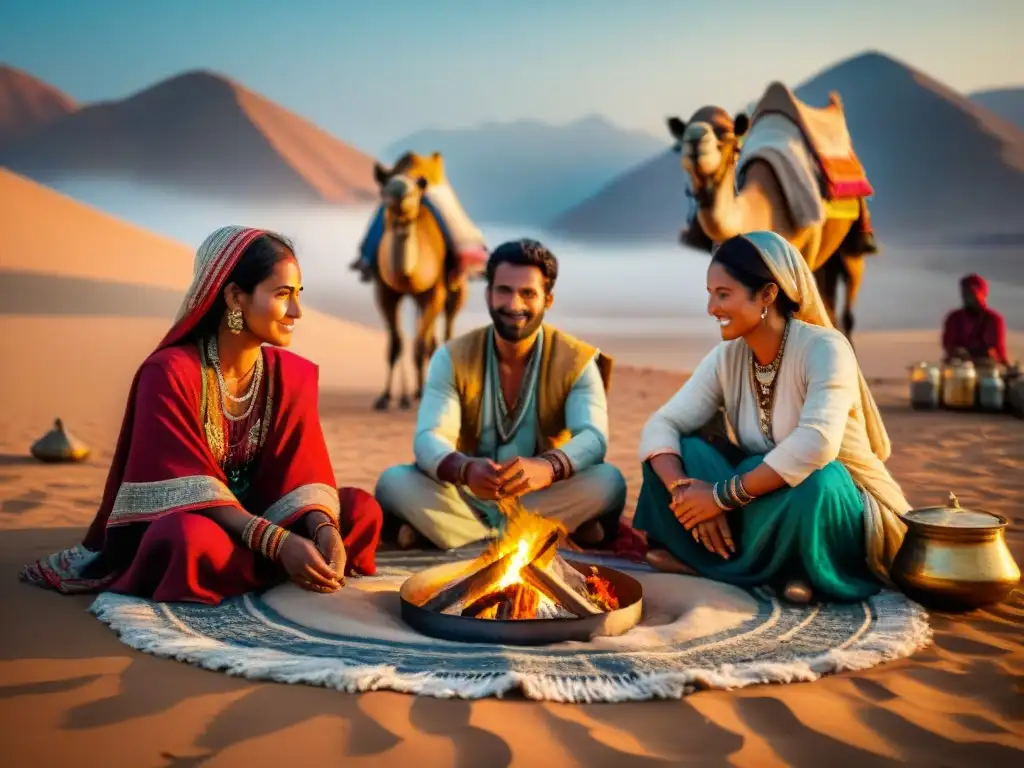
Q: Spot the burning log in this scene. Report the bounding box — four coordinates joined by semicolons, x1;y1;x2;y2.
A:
522;558;604;618
419;531;559;613
460;590;509;619
462;583;541;620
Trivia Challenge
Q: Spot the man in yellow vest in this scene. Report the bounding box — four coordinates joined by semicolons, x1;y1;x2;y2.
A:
375;239;627;550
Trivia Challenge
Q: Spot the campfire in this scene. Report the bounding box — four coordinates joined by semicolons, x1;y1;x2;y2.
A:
399;501;643;644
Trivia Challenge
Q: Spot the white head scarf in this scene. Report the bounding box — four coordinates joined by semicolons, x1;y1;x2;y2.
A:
731;231;908;580
737;229;891;462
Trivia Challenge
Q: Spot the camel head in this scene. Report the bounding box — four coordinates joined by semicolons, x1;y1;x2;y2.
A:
388;150;447;186
666;106;749;204
376;163;429;237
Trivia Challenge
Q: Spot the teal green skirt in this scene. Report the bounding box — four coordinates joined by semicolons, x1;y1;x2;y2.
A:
633;436;882;602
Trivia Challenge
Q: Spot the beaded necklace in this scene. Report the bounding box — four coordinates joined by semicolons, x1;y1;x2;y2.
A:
749;319;791;445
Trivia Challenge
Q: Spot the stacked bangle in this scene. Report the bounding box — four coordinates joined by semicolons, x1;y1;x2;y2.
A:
540;450;572;482
712;475;755;511
242;516;290;561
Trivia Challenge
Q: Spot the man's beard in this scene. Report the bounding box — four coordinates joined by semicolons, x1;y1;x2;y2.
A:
489;306;545;342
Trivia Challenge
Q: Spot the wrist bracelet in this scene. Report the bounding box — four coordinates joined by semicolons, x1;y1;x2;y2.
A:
311;520;337;543
242;516;290;561
457;458;472;486
711;482;732;511
712;475;755;512
539;450;571;482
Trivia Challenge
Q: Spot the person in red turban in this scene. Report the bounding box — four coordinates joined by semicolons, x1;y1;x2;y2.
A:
942;274;1009;365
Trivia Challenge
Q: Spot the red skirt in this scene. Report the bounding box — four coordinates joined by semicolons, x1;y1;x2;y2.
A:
107;487;382;605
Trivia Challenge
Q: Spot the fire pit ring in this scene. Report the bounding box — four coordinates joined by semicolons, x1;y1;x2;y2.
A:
399;558;644;646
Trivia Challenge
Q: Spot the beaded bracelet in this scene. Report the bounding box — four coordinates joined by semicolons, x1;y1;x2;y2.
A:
241;516;291;561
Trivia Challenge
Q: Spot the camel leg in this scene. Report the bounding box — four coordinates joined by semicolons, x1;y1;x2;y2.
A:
839;254;866;343
373;281;405;411
815;257;841;331
443;279;467;342
412;285;447;403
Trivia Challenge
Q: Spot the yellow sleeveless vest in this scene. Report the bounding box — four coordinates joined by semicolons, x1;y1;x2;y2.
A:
447;323;613;456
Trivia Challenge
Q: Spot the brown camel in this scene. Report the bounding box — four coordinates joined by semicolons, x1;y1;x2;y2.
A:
667;94;875;340
370;161;467;411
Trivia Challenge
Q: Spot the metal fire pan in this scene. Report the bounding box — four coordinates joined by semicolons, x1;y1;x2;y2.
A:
399;559;643;646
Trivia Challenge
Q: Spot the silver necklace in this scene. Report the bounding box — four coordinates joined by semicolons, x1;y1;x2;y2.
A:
208;336;263;422
750;320;791;443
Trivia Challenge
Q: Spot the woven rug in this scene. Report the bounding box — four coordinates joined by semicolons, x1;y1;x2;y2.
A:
88;548;932;704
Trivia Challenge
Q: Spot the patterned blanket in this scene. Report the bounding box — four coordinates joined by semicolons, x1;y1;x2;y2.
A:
87;547;932;703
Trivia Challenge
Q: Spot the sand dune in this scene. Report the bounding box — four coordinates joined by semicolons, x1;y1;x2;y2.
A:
554;51;1024;243
0;70;377;205
1;169;1022;765
0;65;77;146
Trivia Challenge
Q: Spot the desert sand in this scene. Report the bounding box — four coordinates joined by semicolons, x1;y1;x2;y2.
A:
1;170;1022;766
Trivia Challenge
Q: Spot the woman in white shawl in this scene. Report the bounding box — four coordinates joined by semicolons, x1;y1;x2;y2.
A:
634;230;909;603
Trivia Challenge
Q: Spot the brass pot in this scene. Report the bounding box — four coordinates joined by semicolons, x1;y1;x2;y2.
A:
892;492;1020;611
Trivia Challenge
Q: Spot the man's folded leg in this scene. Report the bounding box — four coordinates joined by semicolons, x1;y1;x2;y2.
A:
375;464;491;550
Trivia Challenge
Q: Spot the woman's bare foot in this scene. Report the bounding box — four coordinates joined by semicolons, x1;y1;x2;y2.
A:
782;579;814;605
396;524;421;550
645;548;698;576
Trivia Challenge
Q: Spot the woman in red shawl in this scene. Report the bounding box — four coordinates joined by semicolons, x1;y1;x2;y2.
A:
942;273;1009;365
20;226;382;604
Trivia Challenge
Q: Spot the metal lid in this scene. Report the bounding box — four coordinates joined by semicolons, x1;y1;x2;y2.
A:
904;492;1005;529
31;418;89;457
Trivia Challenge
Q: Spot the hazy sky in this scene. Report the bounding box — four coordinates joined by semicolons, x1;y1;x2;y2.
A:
3;0;1021;153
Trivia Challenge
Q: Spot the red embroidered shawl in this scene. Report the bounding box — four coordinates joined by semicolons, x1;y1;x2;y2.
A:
21;226;341;593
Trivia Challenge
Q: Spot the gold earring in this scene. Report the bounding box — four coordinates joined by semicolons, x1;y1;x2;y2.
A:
760;306;768;321
227;308;244;335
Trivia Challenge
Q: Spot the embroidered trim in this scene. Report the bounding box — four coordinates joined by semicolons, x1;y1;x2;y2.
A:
199;337;227;464
262;484;340;527
108;475;237;525
18;544;116;594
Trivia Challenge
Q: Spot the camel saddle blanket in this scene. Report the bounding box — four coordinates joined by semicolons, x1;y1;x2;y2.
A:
750;82;874;200
359;180;488;273
424;179;488;262
736;113;826;229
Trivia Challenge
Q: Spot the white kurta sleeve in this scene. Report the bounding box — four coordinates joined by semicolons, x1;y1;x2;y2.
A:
763;333;858;485
637;344;725;461
412;347;463;480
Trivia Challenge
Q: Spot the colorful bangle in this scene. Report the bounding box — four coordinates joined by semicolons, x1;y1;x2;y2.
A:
242;516;268;550
265;525;290;561
242;516;290;561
